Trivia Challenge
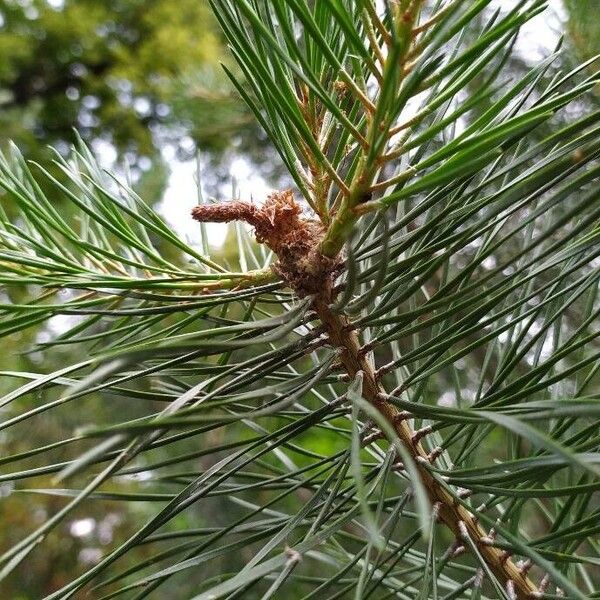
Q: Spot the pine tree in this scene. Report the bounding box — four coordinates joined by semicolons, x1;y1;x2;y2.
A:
0;2;599;598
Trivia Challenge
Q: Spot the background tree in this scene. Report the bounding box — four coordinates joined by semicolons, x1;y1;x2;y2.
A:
0;1;599;599
563;0;599;63
0;0;248;166
0;0;284;194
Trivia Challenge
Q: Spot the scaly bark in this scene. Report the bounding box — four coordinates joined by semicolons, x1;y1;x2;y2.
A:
313;281;538;600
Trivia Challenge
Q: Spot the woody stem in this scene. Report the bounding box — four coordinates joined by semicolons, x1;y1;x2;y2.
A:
313;282;537;600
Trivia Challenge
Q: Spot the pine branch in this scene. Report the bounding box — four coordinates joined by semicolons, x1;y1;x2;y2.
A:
1;2;599;598
313;281;538;599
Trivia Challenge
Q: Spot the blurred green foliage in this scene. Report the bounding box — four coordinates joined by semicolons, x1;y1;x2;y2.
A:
0;0;222;163
564;0;599;62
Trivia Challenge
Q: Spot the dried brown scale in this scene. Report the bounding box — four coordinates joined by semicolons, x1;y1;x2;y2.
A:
190;190;538;599
191;191;340;296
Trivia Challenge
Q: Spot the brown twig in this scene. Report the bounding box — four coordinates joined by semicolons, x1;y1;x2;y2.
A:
312;280;538;600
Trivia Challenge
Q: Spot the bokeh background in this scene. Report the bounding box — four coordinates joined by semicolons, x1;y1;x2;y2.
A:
0;0;598;597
